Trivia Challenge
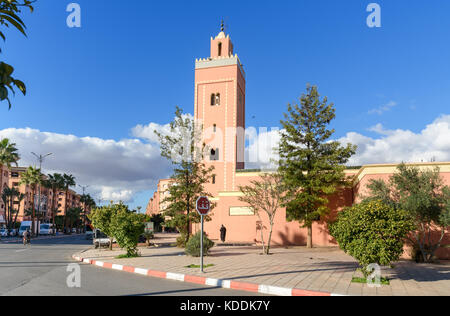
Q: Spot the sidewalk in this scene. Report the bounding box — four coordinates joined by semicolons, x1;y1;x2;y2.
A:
73;234;450;296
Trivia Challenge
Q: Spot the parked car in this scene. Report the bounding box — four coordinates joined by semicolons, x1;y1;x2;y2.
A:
93;229;112;249
39;224;54;235
0;228;8;237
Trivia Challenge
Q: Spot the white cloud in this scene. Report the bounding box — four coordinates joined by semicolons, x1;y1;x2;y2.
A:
245;127;281;170
244;115;450;169
131;122;171;144
0;127;172;203
131;113;194;143
368;101;397;115
339;115;450;165
3;114;449;204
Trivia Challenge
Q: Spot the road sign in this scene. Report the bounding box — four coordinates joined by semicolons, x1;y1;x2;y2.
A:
196;196;210;216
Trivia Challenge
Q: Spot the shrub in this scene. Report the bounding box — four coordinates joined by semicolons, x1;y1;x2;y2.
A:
329;200;414;277
185;232;214;257
110;206;146;257
176;233;188;248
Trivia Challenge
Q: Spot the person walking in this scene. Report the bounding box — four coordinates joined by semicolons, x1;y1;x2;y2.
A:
220;225;227;243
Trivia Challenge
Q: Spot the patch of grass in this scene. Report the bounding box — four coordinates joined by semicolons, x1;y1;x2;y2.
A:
115;253;140;259
185;264;214;268
352;276;390;285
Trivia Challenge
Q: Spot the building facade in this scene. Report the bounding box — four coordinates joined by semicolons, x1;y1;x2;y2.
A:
5;167;82;223
147;28;450;259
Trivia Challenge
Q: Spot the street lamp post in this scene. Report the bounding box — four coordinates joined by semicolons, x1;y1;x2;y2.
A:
79;185;89;233
31;152;52;237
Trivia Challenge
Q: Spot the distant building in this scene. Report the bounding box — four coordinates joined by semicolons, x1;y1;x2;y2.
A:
0;166;82;223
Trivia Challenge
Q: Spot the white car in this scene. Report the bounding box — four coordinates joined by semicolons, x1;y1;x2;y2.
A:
39;224;54;235
0;229;8;237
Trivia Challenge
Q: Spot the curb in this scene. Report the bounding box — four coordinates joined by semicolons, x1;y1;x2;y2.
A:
72;254;343;296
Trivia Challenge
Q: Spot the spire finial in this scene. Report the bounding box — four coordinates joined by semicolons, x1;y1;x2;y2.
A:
220;19;225;32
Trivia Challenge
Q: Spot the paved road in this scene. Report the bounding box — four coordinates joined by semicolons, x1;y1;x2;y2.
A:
0;235;265;296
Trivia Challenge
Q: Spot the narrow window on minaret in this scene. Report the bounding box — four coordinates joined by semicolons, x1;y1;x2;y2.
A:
218;42;222;56
213;124;217;132
212;175;216;184
210;148;219;161
211;94;215;106
215;93;220;106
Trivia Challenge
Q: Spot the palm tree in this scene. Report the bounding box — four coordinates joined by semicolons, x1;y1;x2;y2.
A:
0;139;20;229
80;193;96;233
1;186;15;230
19;166;42;236
1;187;24;235
0;138;20;169
62;174;76;234
43;173;65;235
12;192;25;232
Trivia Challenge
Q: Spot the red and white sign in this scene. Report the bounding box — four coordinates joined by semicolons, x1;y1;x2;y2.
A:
196;196;211;216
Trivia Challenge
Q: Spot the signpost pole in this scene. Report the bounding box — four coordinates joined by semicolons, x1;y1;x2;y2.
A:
196;196;210;274
200;215;204;273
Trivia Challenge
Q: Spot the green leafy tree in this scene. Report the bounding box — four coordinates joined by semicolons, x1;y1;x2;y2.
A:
43;173;65;235
364;163;450;262
239;173;284;255
89;204;115;250
19;166;42;235
155;107;215;246
330;200;415;277
0;0;35;109
278;85;356;248
110;204;146;257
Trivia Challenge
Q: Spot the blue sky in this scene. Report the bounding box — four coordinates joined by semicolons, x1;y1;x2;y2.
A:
1;0;450;209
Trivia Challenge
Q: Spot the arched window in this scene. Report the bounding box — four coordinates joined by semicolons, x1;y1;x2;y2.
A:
213;124;217;132
211;93;220;106
218;42;222;56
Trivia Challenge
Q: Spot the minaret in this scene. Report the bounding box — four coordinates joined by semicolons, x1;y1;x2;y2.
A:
194;23;246;193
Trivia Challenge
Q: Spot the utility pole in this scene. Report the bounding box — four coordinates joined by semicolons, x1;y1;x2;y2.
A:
79;184;89;233
31;152;52;237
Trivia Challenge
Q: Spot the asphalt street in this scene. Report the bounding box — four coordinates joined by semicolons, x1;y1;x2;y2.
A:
0;235;265;296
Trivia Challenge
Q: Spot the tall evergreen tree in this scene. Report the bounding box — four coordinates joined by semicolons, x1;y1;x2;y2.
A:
155;107;215;245
278;85;356;248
